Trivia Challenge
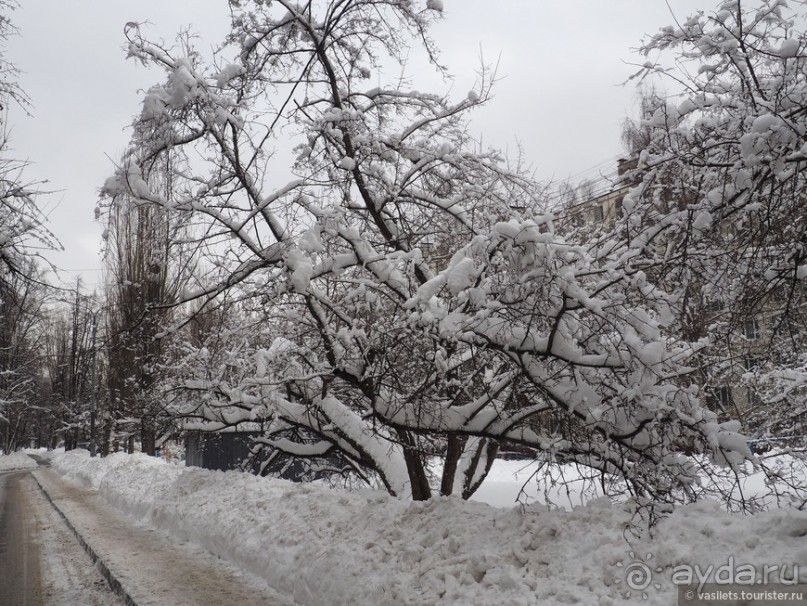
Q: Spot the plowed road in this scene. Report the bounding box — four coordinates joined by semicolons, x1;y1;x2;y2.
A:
0;469;122;606
0;470;43;605
1;461;296;606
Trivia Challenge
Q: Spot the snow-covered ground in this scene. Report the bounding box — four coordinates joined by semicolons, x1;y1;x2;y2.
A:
45;450;807;605
468;457;603;509
0;450;38;471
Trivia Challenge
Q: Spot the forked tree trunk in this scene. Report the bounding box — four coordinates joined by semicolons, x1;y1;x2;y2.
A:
461;439;499;500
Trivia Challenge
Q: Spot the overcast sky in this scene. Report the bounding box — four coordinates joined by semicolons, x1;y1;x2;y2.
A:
5;0;707;292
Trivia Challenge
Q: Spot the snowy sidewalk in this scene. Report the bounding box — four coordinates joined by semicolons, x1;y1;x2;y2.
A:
32;467;297;606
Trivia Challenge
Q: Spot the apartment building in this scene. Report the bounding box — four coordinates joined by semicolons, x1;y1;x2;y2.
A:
554;157;804;440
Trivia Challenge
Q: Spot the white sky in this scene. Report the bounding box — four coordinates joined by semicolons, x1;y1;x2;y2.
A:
4;0;707;291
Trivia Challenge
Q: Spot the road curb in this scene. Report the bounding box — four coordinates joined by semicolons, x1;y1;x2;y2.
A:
31;470;139;606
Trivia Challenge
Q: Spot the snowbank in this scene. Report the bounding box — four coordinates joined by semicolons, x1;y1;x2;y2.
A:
49;451;807;605
0;451;38;471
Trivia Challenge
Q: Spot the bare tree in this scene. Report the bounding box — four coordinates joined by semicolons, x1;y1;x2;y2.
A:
34;283;103;451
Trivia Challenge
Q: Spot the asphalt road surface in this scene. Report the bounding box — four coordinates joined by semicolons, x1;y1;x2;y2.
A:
0;470;44;606
0;468;122;606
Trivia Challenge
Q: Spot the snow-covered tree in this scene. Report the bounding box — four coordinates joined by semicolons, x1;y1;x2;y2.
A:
105;0;757;503
0;2;57;284
101;149;195;456
626;0;807;450
0;263;49;451
0;1;61;450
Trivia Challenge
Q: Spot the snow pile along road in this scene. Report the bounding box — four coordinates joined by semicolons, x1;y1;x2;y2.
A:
0;451;38;471
50;451;807;605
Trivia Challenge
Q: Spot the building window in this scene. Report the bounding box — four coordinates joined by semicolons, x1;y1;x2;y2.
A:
709;386;733;410
743;317;760;340
747;389;763;407
743;356;762;371
592;204;604;223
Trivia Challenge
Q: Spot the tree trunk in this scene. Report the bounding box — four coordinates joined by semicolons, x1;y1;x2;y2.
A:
398;430;431;500
440;435;465;496
100;416;112;457
141;417;156;456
